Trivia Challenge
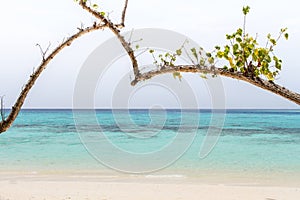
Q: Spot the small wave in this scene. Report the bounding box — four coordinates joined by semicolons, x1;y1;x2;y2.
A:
145;174;186;179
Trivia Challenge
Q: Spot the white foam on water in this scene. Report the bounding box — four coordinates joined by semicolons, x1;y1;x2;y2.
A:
145;174;186;179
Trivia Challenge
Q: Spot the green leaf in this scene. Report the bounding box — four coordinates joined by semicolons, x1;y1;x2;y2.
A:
236;37;242;43
206;52;212;57
92;4;99;9
265;55;272;63
176;49;182;56
200;58;205;66
217;51;224;58
233;44;239;53
266;72;275;81
224;45;230;55
200;74;208;79
269;39;276;45
191;48;198;61
149;49;155;54
236;28;243;36
281;28;288;33
173;72;179;77
275;62;282;70
242;6;250;15
284;33;289;40
208;57;214;64
135;45;140;49
274;56;282;70
100;12;106;16
236;60;244;67
173;72;182;81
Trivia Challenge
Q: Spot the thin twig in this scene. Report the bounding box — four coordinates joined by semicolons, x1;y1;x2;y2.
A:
135;48;149;58
179;39;197;65
36;42;51;61
128;29;134;45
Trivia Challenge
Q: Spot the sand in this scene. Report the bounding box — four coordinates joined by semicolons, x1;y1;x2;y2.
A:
0;172;300;200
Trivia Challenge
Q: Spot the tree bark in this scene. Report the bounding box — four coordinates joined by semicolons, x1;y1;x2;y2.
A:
131;65;300;106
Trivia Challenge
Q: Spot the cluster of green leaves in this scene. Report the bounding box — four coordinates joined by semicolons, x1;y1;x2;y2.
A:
188;47;218;79
214;6;288;81
149;48;183;80
149;45;216;80
146;6;287;82
74;0;106;16
190;47;215;66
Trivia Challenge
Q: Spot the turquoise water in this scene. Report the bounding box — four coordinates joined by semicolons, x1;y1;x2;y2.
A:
0;109;300;178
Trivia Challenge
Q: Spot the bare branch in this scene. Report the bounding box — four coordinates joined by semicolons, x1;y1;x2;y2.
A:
121;0;129;27
77;22;85;31
135;48;149;58
0;23;107;133
1;1;136;134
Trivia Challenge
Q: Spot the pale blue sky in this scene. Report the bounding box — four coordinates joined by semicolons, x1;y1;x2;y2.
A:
0;0;299;109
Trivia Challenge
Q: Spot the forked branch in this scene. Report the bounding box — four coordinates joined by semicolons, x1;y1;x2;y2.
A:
79;0;140;77
36;43;51;61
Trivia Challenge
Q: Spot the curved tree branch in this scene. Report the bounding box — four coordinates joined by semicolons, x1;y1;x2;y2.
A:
0;23;107;133
131;65;300;105
0;0;133;134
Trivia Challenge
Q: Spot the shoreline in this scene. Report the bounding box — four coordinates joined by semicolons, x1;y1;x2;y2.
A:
0;168;300;186
0;172;300;200
1;168;300;186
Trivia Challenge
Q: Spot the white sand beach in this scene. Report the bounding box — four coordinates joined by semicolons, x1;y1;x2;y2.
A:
0;172;300;200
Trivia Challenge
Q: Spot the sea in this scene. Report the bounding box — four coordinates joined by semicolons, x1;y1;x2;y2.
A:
0;109;300;183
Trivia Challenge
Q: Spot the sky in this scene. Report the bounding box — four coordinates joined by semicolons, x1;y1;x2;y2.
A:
0;0;299;109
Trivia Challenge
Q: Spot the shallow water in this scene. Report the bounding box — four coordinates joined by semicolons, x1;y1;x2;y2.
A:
0;109;299;180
